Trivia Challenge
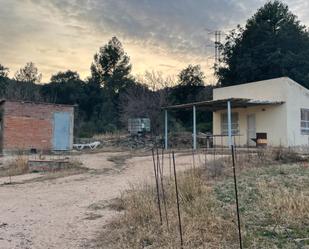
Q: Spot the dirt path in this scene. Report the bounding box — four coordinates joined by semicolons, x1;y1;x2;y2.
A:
0;151;207;249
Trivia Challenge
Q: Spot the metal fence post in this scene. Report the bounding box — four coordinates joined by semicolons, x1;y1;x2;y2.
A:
165;109;168;149
193;105;197;150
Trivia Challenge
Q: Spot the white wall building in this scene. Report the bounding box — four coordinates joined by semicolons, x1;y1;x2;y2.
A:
213;77;309;147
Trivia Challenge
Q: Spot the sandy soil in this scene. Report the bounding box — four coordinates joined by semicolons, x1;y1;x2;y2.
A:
0;151;210;249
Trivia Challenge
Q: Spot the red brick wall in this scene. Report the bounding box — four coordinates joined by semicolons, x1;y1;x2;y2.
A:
3;101;73;119
1;101;74;152
3;116;52;150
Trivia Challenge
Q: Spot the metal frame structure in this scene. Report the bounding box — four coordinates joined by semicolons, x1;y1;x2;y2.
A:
163;98;284;150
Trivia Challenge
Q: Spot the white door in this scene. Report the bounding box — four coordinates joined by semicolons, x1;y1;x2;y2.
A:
247;114;256;146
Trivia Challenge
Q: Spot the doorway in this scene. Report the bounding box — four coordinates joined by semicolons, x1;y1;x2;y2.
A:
53;112;71;151
247;114;256;146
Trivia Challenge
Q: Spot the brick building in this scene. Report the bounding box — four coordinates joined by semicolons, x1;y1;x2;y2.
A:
0;100;74;154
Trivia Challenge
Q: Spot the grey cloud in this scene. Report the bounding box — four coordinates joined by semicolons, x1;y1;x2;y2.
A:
1;0;308;81
27;0;268;57
27;0;309;59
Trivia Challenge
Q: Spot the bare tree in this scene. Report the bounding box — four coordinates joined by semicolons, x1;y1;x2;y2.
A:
136;71;176;91
14;62;42;83
120;71;175;134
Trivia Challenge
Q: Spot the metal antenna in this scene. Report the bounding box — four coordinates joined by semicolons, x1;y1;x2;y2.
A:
214;30;222;70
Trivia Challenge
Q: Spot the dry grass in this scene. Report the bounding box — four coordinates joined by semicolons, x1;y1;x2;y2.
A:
93;132;127;140
0;156;88;184
0;155;29;177
97;151;309;249
20;159;88;183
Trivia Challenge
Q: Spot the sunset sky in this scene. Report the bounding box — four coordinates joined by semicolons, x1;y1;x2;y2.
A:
0;0;308;84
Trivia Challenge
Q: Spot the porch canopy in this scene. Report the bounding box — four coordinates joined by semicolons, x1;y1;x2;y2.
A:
162;98;284;149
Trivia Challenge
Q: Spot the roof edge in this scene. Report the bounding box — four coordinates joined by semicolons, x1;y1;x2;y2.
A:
285;78;309;94
0;99;77;107
163;98;284;110
215;77;291;91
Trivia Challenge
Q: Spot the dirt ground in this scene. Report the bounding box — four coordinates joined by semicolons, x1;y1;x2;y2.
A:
0;151;209;249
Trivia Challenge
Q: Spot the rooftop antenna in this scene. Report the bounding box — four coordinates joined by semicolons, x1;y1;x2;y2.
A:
214;30;222;70
205;28;225;83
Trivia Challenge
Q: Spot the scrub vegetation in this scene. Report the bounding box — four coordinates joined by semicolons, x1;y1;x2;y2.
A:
97;152;309;249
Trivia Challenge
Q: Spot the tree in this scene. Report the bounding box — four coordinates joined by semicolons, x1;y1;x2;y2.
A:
14;62;42;83
138;71;175;91
0;64;9;98
5;80;42;101
41;70;86;104
168;65;212;132
178;64;205;87
89;37;135;130
120;71;175;134
169;64;207;105
50;70;80;84
90;36;132;92
217;0;309;88
0;64;9;78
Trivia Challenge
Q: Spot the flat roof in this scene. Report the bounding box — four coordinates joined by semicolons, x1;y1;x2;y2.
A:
163;98;284;111
0;99;76;108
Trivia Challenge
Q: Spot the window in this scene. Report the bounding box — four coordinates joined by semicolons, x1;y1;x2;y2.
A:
221;112;239;135
301;109;309;135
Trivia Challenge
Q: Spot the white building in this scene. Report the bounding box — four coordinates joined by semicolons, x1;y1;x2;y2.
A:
213;77;309;147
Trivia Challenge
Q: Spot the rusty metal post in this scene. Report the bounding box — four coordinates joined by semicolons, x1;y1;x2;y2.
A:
193;105;197;150
172;152;183;248
165;109;168;150
152;148;162;225
159;148;169;228
231;145;243;249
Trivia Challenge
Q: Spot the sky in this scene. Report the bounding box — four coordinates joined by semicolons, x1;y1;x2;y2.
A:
0;0;309;84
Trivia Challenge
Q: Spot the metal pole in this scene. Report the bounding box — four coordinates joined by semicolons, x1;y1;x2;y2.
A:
152;148;163;225
227;101;233;148
165;109;168;150
231;145;243;249
159;148;169;228
193;105;197;150
172;152;183;248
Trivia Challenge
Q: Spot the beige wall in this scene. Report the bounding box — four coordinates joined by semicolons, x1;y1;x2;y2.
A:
285;79;309;146
213;105;287;147
212;77;309;147
214;77;289;102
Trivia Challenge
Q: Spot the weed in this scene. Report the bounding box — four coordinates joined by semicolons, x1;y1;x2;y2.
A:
0;155;29;177
96;160;309;248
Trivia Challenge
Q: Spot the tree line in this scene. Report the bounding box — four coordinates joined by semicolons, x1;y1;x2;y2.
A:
0;38;212;137
0;1;308;137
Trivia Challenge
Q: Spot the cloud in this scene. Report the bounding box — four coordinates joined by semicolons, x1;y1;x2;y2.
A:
0;0;308;83
28;0;262;56
30;0;308;58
